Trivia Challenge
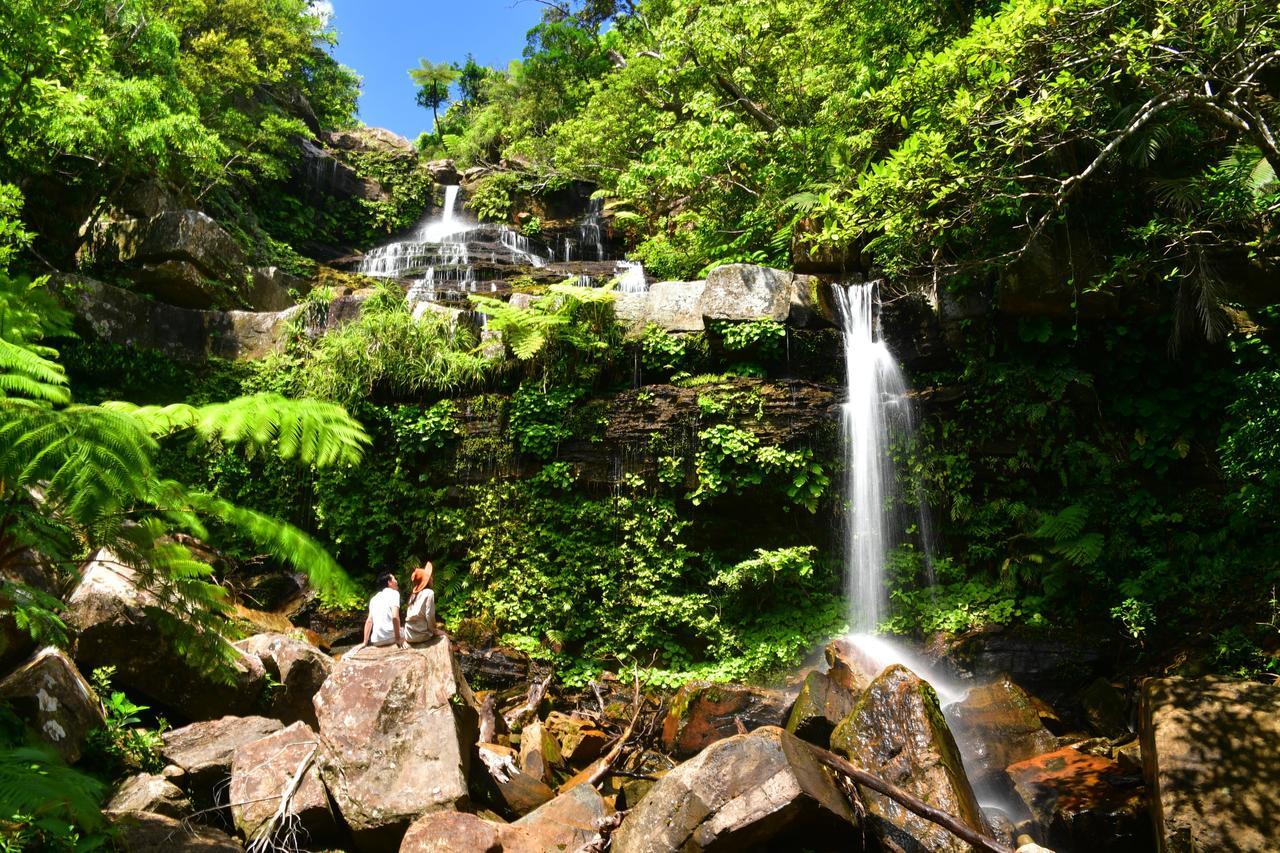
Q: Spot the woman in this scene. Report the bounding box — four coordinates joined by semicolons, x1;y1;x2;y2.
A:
404;560;439;643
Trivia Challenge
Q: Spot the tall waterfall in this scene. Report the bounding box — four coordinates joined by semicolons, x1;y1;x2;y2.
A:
833;282;914;633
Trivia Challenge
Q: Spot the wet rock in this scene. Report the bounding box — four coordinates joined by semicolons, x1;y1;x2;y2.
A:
517;719;563;785
830;665;984;853
109;810;242;852
293;138;390;203
0;646;103;763
234;633;333;728
1140;676;1280;852
613;726;856;853
1078;677;1130;738
106;773;191;819
543;711;608;765
314;639;480;849
230;721;337;845
947;674;1059;789
661;681;791;759
785;670;855;747
1006;747;1150;852
161;715;284;806
825;638;877;694
477;742;555;816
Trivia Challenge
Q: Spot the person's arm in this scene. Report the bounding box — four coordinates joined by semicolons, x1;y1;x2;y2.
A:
351;615;372;653
393;612;407;649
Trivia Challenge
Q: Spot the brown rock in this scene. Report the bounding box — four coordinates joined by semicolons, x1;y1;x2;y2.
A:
1140;676;1280;852
517;719;562;784
785;670;855;747
234;632;333;727
230;721;337;845
477;742;555;816
510;782;608;852
0;646;103;763
161;715;284;806
1078;676;1130;738
830;665;984;853
543;711;608;766
660;681;790;758
106;773;191;819
612;726;855;853
399;811;503;853
947;674;1058;789
825;638;877;694
314;639;479;850
247;266;300;312
1006;747;1150;852
109;810;242;852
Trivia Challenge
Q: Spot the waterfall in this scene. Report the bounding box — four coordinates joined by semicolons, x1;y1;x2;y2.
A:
614;260;648;293
575;197;606;261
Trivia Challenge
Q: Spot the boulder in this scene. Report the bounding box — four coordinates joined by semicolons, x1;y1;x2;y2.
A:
106;773;191;819
161;715;284;806
426;159;461;184
785;670;855;747
661;681;791;758
247;266;300;312
399;811;504;853
293;138;389;203
615;281;707;333
946;674;1058;790
477;742;555;816
234;633;333;727
612;726;856;853
830;665;984;853
136;209;250;300
510;783;608;851
0;646;103;763
229;721;337;845
1006;747;1150;852
517;719;563;785
1078;677;1130;738
0;550;56;671
543;711;608;765
1140;676;1280;852
324;127;416;158
314;640;480;850
108;810;241;852
65;549;268;720
698;264;826;326
825;638;877;694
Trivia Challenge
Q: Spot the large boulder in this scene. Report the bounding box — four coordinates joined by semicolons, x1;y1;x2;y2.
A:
229;721;338;845
698;264;827;326
661;681;791;758
106;773;191;819
0;646;103;763
615;281;707;333
612;726;856;853
830;665;985;853
234;633;333;727
398;785;606;853
1006;746;1150;852
247;266;301;312
108;810;241;852
161;715;284;806
65;549;268;720
946;674;1058;790
1140;676;1280;852
314;640;480;850
785;670;855;747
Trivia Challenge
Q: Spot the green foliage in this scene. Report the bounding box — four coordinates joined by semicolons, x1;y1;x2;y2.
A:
714;320;786;361
466;172;523;223
0;745;106;852
470;279;618;366
690;424;828;512
509;384;583;458
639;325;688;374
83;667;166;776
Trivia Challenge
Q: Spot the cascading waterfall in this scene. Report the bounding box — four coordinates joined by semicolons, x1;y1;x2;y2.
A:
614;260;648;294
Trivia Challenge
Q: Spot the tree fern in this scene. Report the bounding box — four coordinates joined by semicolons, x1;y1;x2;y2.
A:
0;746;105;835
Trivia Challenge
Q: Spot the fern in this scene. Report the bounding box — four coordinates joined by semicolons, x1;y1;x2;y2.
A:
1031;504;1088;540
1031;504;1104;567
0;746;105;835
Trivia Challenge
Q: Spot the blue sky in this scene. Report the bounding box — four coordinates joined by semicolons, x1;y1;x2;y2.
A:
318;0;545;141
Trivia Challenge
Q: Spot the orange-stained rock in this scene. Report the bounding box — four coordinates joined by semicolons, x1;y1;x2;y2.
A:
477;742;555;816
399;811;503;853
543;711;608;765
517;719;562;784
398;785;606;853
229;721;337;845
660;681;789;758
785;669;856;747
1006;747;1150;852
948;674;1058;789
825;639;878;694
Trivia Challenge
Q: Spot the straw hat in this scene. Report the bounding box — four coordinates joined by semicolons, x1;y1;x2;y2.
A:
410;563;433;594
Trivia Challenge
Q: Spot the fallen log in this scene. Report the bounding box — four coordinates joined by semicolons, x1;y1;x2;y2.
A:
807;743;1015;853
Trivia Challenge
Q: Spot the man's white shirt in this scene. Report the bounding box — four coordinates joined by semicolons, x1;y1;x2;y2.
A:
368;586;401;645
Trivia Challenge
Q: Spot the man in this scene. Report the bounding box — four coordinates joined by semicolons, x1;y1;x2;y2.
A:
352;572;407;652
404;561;439;643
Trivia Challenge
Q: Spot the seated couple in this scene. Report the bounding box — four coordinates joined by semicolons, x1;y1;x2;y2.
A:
351;562;440;652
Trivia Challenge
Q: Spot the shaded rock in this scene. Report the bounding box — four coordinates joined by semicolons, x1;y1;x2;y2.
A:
161;715;284;806
137;209;249;296
459;645;530;692
543;711;608;765
1140;676;1280;852
399;811;504;853
65;549;268;720
247;266;300;312
108;810;241;852
293;138;389;203
1078;677;1130;739
788;273;839;328
518;719;563;785
661;681;791;759
426;159;460;184
0;646;103;763
947;674;1058;790
0;550;56;671
106;773;191;819
314;639;479;849
785;670;855;747
825;638;877;694
830;665;984;853
616;750;676;811
477;742;555;816
230;721;337;845
117;179;194;219
234;633;333;727
612;726;856;853
511;783;608;852
1006;747;1150;852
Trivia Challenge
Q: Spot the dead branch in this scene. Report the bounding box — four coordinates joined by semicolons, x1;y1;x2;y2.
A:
505;669;554;730
807;743;1014;853
584;667;645;788
247;745;319;853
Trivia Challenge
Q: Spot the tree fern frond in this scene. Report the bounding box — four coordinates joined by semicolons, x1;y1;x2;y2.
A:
0;337;70;403
1031;504;1088;541
0;746;105;832
545;280;617;304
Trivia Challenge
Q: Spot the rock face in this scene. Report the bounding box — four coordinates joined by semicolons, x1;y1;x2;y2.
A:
830;665;984;853
161;715;285;805
108;810;242;852
614;281;707;333
1140;676;1280;852
785;670;855;747
229;721;337;845
0;646;103;763
1006;746;1150;853
65;550;267;720
613;726;855;853
234;633;333;727
824;638;878;694
661;681;792;758
314;640;480;850
106;773;191;819
294;138;389;203
399;811;504;853
697;264;829;326
947;674;1058;789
